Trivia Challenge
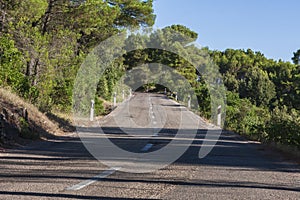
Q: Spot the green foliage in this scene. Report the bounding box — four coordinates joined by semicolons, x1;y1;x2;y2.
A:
239;67;276;106
19;117;38;139
1;0;300;149
0;34;27;93
210;49;300;109
1;0;155;114
225;91;270;140
94;97;105;116
194;82;210;118
266;107;300;148
292;49;300;65
211;49;300;149
122;27;215;118
163;24;198;44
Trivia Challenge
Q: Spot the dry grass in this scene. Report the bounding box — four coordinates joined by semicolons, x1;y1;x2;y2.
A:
0;87;66;145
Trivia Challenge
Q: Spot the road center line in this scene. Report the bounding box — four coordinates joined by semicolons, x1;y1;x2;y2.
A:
141;143;153;152
66;167;120;191
153;132;159;136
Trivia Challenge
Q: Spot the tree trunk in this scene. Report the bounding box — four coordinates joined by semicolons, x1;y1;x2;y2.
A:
26;57;39;86
0;2;6;32
41;0;56;35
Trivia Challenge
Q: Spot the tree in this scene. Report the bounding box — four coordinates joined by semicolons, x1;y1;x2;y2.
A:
292;49;300;65
0;0;155;111
0;34;27;93
239;67;276;106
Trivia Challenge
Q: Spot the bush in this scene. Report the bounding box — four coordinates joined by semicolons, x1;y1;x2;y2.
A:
19;117;39;139
94;97;105;116
266;107;300;149
226;98;300;149
225;91;270;140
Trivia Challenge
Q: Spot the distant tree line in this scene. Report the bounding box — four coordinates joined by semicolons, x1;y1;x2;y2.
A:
122;25;300;149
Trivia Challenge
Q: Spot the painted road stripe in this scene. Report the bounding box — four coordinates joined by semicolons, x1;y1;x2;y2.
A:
141;143;153;152
153;132;159;136
66;167;120;191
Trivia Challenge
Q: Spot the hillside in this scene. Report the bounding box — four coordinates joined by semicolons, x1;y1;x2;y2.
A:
0;88;73;148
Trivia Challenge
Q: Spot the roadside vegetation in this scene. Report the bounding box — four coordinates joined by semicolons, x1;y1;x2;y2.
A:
211;49;300;150
0;0;299;151
0;87;63;146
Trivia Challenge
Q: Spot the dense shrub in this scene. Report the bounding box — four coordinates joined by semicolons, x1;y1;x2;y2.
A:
266;107;300;148
225;91;270;140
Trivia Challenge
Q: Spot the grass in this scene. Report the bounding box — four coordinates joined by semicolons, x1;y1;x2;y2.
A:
0;87;64;144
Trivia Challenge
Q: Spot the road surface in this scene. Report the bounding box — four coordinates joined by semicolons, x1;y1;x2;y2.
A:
0;93;299;199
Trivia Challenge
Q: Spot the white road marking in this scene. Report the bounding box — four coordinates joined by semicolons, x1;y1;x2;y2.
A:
66;167;120;191
141;143;153;152
153;132;159;136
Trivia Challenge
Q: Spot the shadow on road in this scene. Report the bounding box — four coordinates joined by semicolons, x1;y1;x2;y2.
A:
101;177;300;193
1;126;299;199
0;191;154;200
2;127;299;172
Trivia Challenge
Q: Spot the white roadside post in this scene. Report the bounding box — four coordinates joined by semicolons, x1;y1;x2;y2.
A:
90;100;95;121
122;89;125;101
129;88;132;97
188;95;191;109
175;92;178;101
217;105;222;127
113;92;117;107
23;108;28;122
164;88;167;95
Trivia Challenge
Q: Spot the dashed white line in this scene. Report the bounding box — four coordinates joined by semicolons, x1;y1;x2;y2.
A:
66;167;120;191
141;143;153;152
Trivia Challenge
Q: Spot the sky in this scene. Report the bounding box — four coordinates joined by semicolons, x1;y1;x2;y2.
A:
153;0;300;62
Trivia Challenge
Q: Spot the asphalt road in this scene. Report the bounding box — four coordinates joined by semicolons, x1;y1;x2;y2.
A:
0;93;299;199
